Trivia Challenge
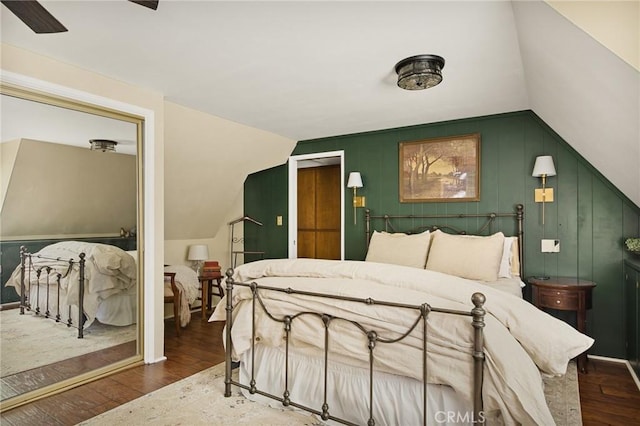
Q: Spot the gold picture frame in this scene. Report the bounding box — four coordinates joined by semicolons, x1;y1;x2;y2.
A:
399;133;480;202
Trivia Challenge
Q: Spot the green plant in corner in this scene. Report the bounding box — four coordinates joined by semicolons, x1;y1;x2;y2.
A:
625;238;640;254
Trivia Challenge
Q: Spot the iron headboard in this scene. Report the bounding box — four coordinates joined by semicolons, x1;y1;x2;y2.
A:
365;204;524;277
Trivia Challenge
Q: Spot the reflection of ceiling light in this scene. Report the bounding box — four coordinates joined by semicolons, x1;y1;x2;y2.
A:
89;139;118;152
395;54;445;90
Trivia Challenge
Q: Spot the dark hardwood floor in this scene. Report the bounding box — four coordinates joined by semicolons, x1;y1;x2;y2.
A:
0;341;136;401
580;359;640;426
1;313;639;425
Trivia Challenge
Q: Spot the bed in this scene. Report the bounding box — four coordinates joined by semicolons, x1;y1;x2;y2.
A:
212;205;594;425
4;241;138;338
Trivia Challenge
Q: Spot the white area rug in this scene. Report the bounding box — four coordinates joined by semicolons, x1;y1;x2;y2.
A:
81;362;581;425
80;362;322;426
0;309;136;376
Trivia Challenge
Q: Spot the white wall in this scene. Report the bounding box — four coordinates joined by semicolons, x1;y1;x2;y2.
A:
163;101;296;241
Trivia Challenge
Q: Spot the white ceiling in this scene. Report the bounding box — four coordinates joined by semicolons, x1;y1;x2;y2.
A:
1;0;638;206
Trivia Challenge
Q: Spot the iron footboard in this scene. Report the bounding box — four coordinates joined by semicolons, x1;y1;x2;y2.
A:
223;268;486;426
18;246;86;338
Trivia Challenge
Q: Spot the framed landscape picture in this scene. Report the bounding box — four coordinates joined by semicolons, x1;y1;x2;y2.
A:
399;133;480;202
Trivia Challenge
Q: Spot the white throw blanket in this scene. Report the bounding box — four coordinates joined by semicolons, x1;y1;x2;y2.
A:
164;265;200;327
211;259;594;426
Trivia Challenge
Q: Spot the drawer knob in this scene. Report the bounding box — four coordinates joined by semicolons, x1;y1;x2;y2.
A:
556;300;561;304
556;292;561;295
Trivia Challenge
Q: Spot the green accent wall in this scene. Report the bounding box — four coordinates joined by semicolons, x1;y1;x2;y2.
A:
245;110;640;358
244;165;289;262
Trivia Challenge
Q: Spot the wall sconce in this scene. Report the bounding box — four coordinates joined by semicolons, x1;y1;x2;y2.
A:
187;244;209;275
532;155;557;224
347;172;365;225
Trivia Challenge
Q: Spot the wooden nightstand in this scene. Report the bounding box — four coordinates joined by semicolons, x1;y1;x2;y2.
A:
198;275;224;320
528;277;596;373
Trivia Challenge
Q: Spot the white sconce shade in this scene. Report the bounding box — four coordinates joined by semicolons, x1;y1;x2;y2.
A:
187;244;209;261
532;156;557;177
347;172;365;225
532;156;556;225
347;172;363;188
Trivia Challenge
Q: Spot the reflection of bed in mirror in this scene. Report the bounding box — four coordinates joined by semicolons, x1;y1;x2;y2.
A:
4;241;138;338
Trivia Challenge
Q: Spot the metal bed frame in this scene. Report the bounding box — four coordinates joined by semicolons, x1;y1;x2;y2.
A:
365;204;525;277
222;204;524;425
223;274;487;426
18;246;87;338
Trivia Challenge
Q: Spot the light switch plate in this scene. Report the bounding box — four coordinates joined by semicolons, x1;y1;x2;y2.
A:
276;216;283;226
541;239;560;253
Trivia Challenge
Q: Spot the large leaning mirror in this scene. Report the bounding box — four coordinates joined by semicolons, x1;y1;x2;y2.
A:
0;83;144;410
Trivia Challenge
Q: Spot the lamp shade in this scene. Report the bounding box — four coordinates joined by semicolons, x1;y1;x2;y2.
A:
532;156;556;177
187;244;209;261
347;172;363;188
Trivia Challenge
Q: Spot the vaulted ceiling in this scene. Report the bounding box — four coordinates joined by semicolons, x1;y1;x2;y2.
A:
1;1;638;206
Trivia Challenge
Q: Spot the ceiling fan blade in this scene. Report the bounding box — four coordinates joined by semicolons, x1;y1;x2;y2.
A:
1;0;67;34
128;0;159;11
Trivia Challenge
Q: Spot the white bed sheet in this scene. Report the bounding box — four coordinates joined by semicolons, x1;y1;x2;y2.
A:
239;344;474;426
95;286;137;326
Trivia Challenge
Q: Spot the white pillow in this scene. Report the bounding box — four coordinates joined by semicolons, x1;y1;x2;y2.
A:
499;237;514;278
498;237;521;278
510;237;521;277
425;230;505;282
365;230;431;269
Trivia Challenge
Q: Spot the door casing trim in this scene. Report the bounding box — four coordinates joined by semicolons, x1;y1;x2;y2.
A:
288;151;345;260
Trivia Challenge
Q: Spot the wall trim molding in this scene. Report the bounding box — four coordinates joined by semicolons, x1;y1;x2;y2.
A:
288;150;345;260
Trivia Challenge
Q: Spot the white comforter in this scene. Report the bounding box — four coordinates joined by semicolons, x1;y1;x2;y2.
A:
211;258;594;425
5;241;137;327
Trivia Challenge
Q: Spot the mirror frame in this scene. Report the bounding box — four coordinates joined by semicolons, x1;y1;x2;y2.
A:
0;75;152;411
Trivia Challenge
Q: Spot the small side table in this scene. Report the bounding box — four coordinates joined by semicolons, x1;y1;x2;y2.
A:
198;275;224;320
528;276;596;373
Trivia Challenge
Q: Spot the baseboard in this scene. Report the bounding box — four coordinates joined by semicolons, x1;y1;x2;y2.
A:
147;355;167;364
0;302;20;311
588;355;640;391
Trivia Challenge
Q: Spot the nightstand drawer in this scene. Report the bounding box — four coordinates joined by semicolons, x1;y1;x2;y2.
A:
537;288;579;310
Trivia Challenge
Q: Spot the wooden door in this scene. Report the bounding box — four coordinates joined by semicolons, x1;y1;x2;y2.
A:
297;165;340;259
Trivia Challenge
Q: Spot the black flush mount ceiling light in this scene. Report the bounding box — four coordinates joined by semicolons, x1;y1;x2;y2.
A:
89;139;118;153
395;54;445;90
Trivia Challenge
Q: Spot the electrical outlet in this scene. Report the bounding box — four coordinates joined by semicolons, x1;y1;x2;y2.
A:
276;215;283;226
541;239;560;253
